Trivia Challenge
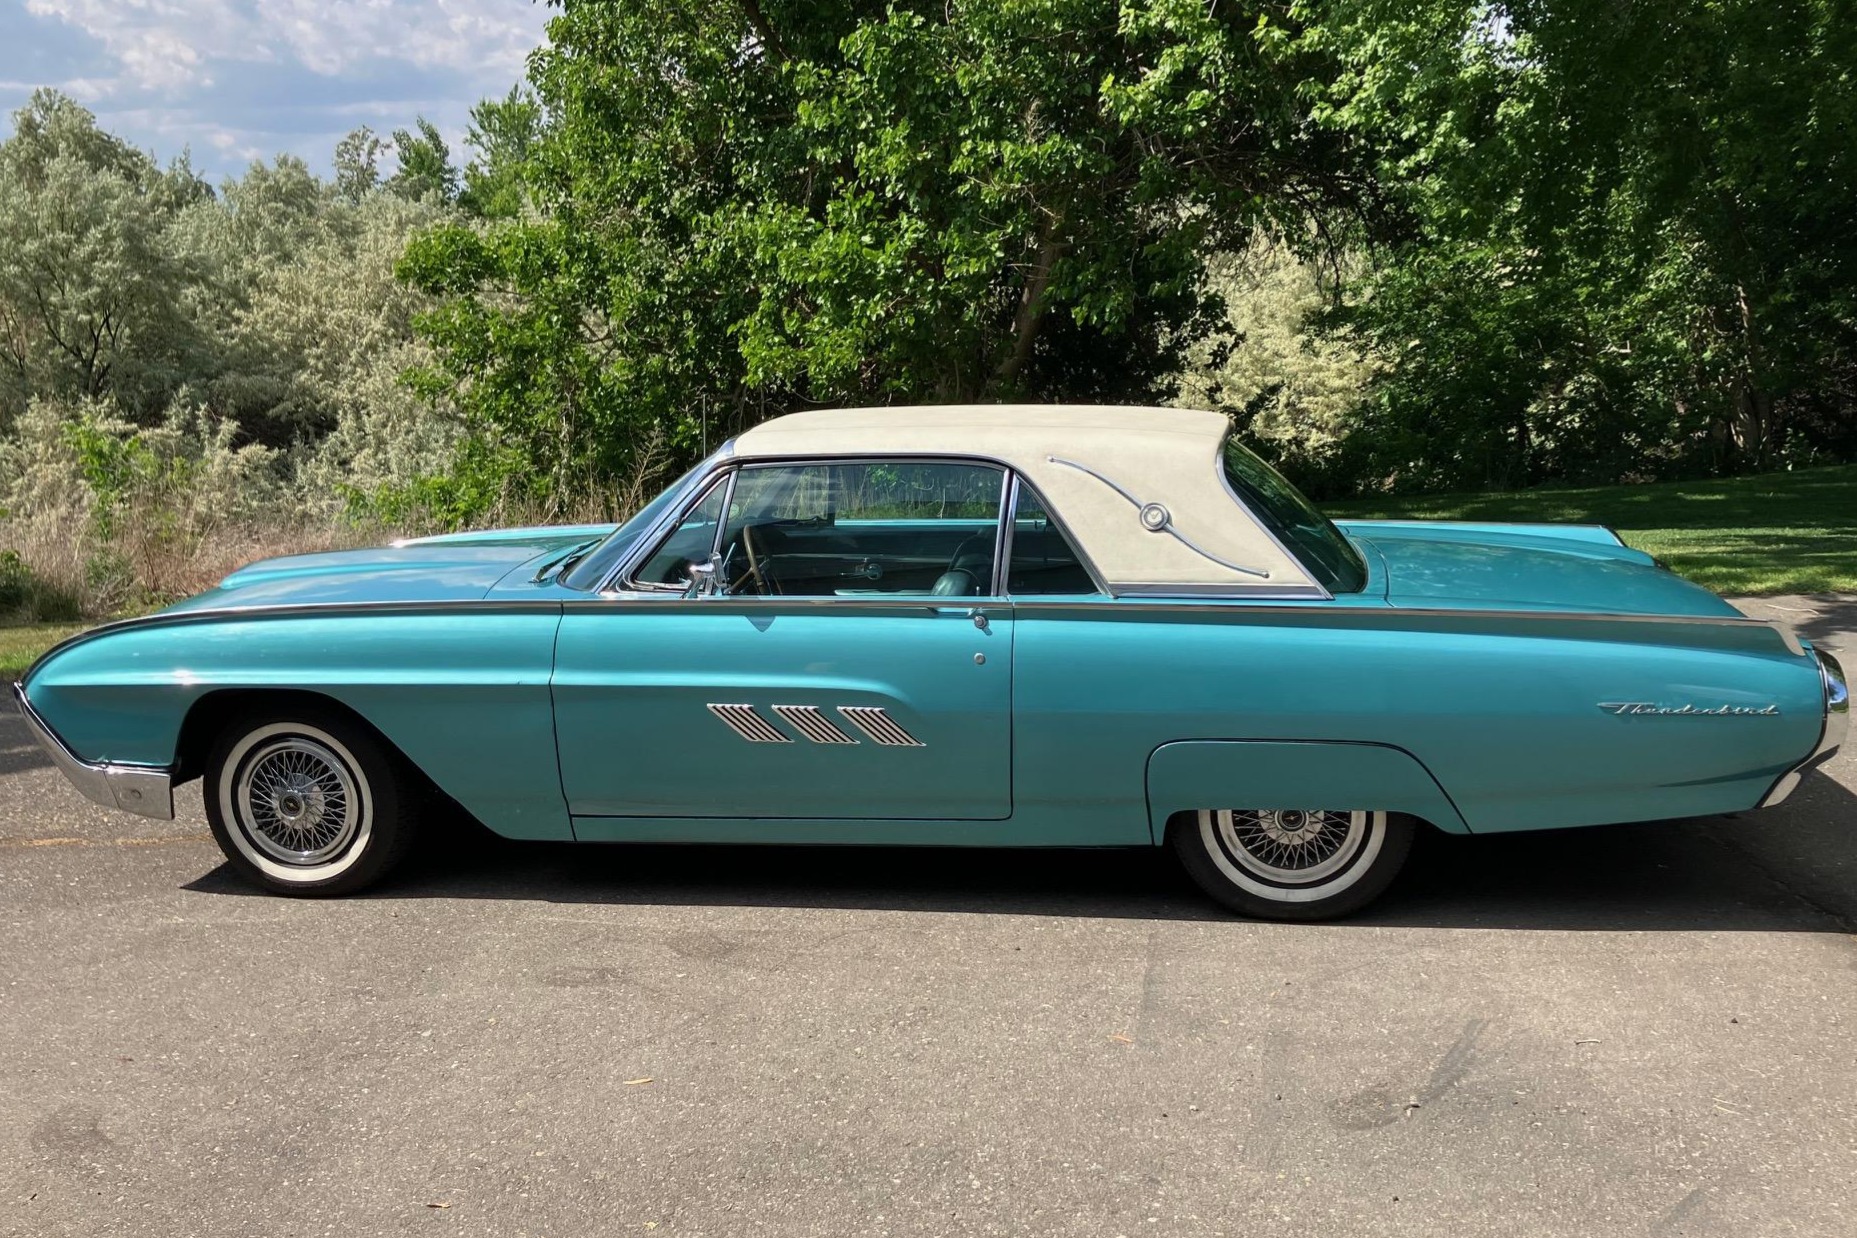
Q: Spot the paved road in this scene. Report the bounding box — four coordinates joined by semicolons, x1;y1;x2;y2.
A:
4;599;1855;1237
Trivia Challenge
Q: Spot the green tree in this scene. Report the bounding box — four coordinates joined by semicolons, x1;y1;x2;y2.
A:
0;90;210;422
388;118;459;205
400;0;1368;515
458;88;543;219
1295;0;1857;492
333;126;386;203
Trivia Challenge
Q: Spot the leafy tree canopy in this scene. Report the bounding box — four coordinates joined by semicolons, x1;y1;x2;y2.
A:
1293;0;1857;492
398;0;1372;515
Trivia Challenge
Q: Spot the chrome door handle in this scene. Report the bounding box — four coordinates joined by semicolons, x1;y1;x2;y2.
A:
929;606;990;632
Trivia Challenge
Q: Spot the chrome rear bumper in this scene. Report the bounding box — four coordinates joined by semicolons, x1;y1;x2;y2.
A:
11;682;174;820
1759;648;1848;808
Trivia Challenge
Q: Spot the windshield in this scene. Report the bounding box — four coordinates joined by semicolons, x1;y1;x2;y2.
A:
560;454;719;591
1220;436;1367;594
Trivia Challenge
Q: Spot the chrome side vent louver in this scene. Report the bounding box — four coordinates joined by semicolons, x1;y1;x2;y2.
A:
771;705;858;745
837;706;925;748
707;704;792;744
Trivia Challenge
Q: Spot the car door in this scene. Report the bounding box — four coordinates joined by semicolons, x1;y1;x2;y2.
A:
552;458;1013;821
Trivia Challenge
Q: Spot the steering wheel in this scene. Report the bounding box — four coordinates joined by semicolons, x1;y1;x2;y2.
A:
737;524;776;596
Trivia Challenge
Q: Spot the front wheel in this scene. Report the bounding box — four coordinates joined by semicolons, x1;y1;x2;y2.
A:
204;710;417;896
1170;808;1414;921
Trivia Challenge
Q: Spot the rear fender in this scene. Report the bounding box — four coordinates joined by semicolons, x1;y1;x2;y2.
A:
1145;739;1470;842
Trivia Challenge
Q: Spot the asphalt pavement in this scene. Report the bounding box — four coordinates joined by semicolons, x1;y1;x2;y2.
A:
3;597;1855;1237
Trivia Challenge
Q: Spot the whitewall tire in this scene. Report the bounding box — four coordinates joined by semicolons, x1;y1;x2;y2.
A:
204;710;417;896
1170;808;1414;921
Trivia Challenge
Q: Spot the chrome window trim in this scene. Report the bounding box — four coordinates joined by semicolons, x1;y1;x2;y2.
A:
600;453;740;594
1113;582;1333;600
1213;428;1341;600
563;438;735;594
988;469;1012;598
607;453;1014;602
1002;473;1113;598
617;472;736;594
998;475;1020;598
13;682;174;820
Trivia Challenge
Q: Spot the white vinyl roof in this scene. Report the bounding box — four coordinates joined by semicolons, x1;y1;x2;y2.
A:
733;405;1321;596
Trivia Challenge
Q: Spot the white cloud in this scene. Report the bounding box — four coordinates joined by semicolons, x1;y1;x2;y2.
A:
25;0;539;93
7;0;550;178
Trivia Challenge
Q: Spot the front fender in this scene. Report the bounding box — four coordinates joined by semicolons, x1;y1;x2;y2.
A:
21;606;572;840
1145;739;1470;841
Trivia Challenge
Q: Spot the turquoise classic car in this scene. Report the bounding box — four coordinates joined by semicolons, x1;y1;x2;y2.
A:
15;406;1848;919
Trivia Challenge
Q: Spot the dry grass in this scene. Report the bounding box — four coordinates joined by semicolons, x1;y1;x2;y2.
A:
1;499;390;622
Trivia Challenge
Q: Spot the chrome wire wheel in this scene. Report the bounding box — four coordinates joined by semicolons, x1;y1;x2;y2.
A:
1191;807;1393;909
236;737;360;865
1210;808;1369;885
214;720;378;886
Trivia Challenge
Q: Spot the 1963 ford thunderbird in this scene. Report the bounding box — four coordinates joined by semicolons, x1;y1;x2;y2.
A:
15;406;1848;919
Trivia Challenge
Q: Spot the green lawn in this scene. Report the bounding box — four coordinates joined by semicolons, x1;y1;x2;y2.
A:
1328;464;1857;596
0;621;90;681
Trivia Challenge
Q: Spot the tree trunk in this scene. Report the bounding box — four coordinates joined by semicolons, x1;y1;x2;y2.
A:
985;218;1065;399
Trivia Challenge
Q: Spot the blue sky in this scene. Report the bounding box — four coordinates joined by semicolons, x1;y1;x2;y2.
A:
1;1;553;183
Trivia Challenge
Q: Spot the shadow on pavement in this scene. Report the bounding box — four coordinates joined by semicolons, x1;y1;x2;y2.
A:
185;769;1857;933
0;712;52;777
1793;598;1857;649
1732;595;1857;651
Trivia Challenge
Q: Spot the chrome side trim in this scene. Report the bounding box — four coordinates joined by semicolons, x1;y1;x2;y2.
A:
21;592;1809;679
11;682;174;820
706;703;792;744
771;704;858;745
1758;647;1847;808
1003;599;1804;647
1047;455;1272;579
837;706;925;747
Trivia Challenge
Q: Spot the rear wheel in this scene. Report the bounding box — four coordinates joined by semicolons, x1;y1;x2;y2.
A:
204;710;417;896
1170;808;1414;921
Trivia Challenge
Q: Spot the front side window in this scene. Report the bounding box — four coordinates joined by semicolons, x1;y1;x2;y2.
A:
710;460;1005;597
1220;436;1367;594
631;477;729;589
562;453;719;591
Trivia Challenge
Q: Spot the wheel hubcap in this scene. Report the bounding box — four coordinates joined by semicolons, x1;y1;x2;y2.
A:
1214;809;1370;884
237;738;360;866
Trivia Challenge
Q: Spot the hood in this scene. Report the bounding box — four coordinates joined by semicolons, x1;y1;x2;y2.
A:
162;524;616;612
1339;521;1742;618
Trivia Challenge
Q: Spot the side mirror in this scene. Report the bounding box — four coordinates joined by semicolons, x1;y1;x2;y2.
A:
682;555;724;598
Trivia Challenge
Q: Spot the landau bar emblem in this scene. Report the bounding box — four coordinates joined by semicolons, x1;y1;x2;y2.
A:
1598;702;1780;717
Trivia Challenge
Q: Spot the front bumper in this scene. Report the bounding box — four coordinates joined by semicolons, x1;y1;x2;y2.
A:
1759;648;1849;808
12;682;174;820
